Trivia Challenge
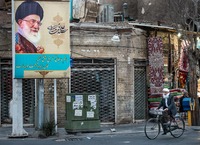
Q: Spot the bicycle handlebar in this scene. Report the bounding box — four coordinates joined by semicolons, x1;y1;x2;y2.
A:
154;110;163;115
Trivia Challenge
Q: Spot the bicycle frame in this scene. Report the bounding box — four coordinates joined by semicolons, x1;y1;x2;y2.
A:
144;111;185;140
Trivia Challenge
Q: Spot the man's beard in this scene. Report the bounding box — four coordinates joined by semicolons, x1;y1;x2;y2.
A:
163;93;169;99
18;25;41;45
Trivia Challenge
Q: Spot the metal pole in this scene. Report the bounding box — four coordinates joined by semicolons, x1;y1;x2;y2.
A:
38;79;44;129
34;79;38;128
54;79;57;133
11;0;28;137
11;80;28;137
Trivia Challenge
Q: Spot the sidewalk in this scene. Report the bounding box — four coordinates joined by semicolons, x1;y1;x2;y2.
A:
0;121;144;140
0;121;199;140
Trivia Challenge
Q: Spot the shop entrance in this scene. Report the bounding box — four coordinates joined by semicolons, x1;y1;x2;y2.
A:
71;58;116;123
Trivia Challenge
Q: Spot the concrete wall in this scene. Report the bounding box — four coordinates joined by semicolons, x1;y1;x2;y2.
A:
98;0;173;25
43;79;69;127
137;0;170;23
0;10;12;58
99;0;138;20
0;1;4;8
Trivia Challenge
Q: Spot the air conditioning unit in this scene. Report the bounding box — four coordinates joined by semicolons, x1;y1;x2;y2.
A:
98;4;114;23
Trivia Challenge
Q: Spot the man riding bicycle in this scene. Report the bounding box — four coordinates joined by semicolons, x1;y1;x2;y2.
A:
157;88;177;135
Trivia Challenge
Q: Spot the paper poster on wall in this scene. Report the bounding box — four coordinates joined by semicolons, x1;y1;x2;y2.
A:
88;95;97;109
75;95;83;102
66;96;71;102
73;101;83;109
73;102;79;109
75;109;82;116
87;111;94;118
75;95;83;108
88;95;96;102
91;101;97;109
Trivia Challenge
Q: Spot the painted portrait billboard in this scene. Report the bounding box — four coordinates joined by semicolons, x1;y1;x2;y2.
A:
14;0;70;78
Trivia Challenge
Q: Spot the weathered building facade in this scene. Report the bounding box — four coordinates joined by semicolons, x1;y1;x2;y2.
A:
0;0;148;126
44;22;147;126
69;23;147;124
1;0;189;127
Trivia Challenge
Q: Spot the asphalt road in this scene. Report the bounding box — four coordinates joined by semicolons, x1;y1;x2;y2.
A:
0;129;199;145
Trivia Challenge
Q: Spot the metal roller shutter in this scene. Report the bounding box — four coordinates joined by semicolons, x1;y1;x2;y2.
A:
134;60;147;120
71;59;115;122
0;58;35;124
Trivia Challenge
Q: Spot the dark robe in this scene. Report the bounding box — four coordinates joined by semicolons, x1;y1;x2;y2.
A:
15;33;37;53
158;94;177;133
158;94;177;116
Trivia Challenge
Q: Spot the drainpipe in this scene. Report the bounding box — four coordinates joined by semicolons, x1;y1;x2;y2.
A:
122;3;128;20
54;79;57;133
70;0;73;21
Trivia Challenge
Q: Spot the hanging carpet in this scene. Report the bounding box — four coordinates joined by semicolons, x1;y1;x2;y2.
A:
148;37;164;94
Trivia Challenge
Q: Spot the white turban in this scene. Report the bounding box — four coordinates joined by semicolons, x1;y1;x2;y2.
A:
163;88;169;92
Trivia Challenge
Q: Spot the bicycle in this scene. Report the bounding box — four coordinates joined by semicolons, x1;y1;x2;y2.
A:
144;110;185;140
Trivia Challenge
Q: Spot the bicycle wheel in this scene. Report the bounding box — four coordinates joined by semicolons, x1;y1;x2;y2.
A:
169;116;185;138
144;118;160;140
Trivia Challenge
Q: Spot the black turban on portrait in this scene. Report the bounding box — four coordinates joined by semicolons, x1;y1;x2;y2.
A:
15;0;44;24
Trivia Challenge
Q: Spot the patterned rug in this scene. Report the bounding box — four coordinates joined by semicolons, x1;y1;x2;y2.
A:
178;40;189;88
179;40;189;72
148;37;164;94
